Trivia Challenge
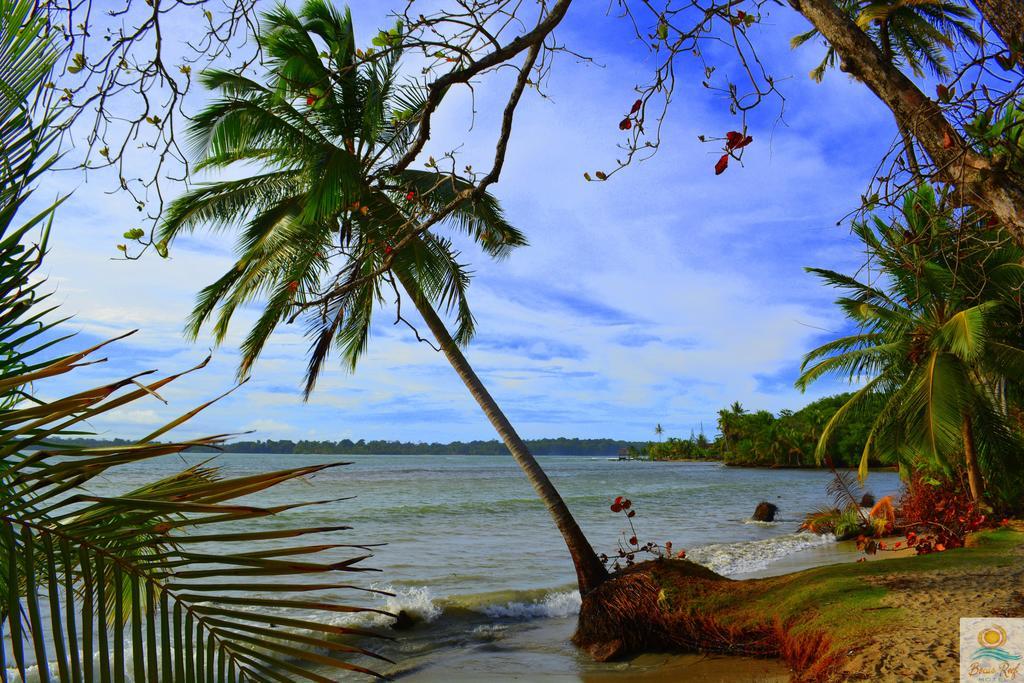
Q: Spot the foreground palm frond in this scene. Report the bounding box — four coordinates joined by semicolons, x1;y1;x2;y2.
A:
1;0;391;677
0;336;393;681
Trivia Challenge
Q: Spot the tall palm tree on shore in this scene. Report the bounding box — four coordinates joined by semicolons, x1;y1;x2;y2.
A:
160;1;609;594
796;186;1024;503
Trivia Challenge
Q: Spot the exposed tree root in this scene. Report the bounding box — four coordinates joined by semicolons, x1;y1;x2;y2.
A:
573;559;841;681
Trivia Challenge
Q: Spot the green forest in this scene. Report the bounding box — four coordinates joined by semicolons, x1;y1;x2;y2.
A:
639;393;886;467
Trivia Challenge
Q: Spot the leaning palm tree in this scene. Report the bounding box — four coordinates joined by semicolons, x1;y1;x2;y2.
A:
792;0;980;179
160;0;609;594
796;186;1024;504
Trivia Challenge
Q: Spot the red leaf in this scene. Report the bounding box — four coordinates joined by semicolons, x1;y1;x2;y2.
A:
306;96;316;106
630;99;643;114
384;246;393;255
627;510;636;518
725;131;744;149
735;135;753;149
619;117;632;131
628;536;638;546
943;129;954;149
405;190;416;200
715;154;729;175
622;499;632;510
610;503;622;513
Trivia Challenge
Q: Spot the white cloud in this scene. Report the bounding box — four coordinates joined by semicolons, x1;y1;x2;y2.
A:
27;1;894;442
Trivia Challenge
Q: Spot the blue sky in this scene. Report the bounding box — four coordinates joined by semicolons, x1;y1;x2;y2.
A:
32;1;901;443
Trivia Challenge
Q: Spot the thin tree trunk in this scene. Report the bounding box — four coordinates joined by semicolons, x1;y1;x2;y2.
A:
897;123;923;181
970;0;1024;52
961;412;985;502
879;21;923;182
787;0;1024;239
394;269;609;595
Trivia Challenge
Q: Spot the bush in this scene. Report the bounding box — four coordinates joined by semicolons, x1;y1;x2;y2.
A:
897;474;988;554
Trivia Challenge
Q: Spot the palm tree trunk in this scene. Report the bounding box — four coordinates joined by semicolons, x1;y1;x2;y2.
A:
961;412;985;502
394;269;609;595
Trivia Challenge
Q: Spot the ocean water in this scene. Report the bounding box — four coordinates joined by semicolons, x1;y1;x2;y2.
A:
8;454;902;681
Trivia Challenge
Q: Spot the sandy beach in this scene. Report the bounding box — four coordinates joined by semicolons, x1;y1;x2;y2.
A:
836;523;1024;681
745;523;1024;681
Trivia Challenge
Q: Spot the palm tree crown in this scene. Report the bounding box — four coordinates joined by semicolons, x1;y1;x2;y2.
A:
793;0;980;82
796;186;1024;503
161;0;524;395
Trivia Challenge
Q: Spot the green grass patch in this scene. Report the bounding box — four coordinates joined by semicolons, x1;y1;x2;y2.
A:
704;529;1023;677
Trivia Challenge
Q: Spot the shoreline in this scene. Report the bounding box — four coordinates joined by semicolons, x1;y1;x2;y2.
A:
577;524;1024;682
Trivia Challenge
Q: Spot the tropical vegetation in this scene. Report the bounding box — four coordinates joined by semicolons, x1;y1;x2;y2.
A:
797;185;1024;509
714;395;889;467
630;394;884;466
0;1;388;678
159;0;608;594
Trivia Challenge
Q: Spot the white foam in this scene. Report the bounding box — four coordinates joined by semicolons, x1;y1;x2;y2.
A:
7;649;141;683
382;585;442;623
482;590;581;619
5;664;54;683
687;531;837;577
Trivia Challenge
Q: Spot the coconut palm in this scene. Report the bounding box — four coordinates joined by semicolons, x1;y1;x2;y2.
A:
159;1;609;593
792;0;980;178
796;186;1024;503
654;423;664;442
0;2;389;678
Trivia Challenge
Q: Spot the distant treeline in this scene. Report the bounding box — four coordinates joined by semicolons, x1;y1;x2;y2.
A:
48;437;644;456
50;392;877;464
715;393;886;468
627;393;885;468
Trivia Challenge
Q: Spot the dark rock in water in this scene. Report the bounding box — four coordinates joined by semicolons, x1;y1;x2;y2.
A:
752;501;778;522
392;610;417;630
860;493;876;508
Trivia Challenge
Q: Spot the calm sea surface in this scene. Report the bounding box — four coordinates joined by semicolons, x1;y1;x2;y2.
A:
18;454;904;681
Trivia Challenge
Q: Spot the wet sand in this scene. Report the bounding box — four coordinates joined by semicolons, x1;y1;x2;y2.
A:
394;615;792;681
